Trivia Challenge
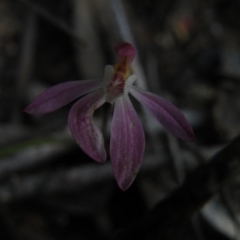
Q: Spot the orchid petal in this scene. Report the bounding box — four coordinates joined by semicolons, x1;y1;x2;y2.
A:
130;86;195;141
68;89;107;163
110;95;145;191
24;79;101;115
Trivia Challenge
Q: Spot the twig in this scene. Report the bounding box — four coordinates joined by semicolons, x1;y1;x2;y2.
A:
111;134;240;240
12;11;37;123
0;139;72;179
220;188;240;239
110;0;147;89
72;0;104;78
167;133;185;184
17;0;86;46
0;153;165;203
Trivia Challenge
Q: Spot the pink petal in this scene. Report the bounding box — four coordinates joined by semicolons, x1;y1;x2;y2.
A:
68;89;107;163
24;79;101;115
110;95;145;191
130;86;195;141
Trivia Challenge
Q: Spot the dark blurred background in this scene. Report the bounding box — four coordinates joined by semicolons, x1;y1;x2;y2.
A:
1;0;240;239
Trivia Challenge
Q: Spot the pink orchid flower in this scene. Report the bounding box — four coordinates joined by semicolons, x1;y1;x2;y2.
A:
24;42;195;191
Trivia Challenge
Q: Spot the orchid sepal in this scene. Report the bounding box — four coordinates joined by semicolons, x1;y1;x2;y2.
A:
130;86;195;141
24;79;102;115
